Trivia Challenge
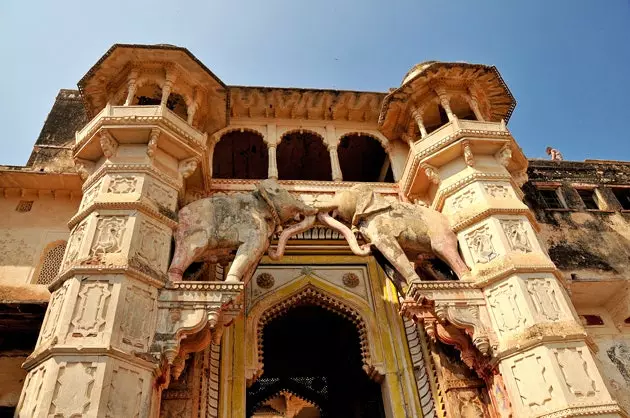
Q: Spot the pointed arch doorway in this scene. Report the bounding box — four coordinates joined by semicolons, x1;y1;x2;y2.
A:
247;304;386;418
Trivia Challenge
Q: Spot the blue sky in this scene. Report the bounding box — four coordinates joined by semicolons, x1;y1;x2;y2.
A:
1;0;629;166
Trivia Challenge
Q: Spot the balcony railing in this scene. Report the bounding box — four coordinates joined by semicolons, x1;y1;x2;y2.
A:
411;119;509;159
76;104;206;146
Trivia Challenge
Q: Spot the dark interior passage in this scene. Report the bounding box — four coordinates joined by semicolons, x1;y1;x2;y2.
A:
247;304;385;418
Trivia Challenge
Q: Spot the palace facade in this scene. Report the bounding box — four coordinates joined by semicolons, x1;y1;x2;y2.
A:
0;44;628;418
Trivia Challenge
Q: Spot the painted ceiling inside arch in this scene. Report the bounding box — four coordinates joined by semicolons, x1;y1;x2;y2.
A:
78;44;516;138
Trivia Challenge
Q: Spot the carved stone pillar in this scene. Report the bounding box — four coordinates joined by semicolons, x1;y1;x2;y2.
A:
268;144;278;180
124;70;139;106
328;144;343;182
15;113;238;417
411;107;428;138
435;88;456;122
466;91;485;122
405;129;623;417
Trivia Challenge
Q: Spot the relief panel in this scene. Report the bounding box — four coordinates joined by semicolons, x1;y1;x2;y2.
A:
119;285;155;350
68;281;112;339
526;278;563;322
464;224;499;264
483;183;512;199
448;187;477;213
554;347;597;399
510;352;553;412
106;175;139;194
89;215;128;262
106;365;145;418
486;281;527;335
38;280;70;345
500;219;532;253
16;364;46;418
81;180;101;210
146;179;178;212
49;362;97;417
135;219;171;273
64;220;88;268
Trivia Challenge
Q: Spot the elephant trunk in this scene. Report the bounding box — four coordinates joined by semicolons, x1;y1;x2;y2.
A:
317;212;371;256
268;215;317;260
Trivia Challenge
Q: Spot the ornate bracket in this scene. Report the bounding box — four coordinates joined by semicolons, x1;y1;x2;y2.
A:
99;130;119;158
179;157;199;179
153;281;243;381
434;303;490;355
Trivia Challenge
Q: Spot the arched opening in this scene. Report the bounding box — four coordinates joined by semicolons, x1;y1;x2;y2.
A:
450;95;477;121
338;134;394;182
247;304;385;417
213;130;268;179
277;132;331;181
422;101;450;135
132;83;188;119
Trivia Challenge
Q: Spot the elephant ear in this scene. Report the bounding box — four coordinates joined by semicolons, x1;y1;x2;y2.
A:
352;188;391;226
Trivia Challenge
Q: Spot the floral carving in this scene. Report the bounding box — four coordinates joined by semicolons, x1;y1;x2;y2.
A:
465;225;497;263
342;272;360;288
107;176;138;194
462;140;475;167
90;216;127;258
501;220;532;253
255;273;275;289
450;189;477;211
484;184;510;199
147;128;160;161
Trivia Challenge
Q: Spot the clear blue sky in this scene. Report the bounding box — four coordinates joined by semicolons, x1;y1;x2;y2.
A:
1;0;629;166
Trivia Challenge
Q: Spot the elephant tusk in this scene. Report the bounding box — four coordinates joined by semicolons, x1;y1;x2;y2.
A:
316;212;371;256
268;215;316;260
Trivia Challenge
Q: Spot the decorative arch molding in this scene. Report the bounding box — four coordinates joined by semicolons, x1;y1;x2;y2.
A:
211;126;267;145
337;131;390;153
245;274;386;386
277;127;326;145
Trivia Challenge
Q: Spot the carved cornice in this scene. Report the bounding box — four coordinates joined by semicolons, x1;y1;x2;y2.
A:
450;207;539;234
68;200;178;230
536;402;626;418
82;164;182;194
432;174;524;213
470;252;565;288
229;87;385;123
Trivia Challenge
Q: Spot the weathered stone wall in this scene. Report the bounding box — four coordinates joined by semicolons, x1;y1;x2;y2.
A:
25;89;87;172
524;159;630;280
524;159;630;414
0;196;79;286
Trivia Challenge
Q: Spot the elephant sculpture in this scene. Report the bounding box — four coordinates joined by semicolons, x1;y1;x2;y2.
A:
168;180;317;283
316;185;470;293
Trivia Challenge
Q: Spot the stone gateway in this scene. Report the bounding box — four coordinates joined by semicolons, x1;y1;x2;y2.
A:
0;44;628;418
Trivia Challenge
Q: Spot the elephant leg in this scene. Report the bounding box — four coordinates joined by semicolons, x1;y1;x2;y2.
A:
168;230;208;282
225;235;269;284
431;234;470;279
372;237;422;292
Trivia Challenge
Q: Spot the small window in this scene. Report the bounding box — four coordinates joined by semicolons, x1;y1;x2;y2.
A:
15;200;34;212
538;188;565;209
576;189;599;210
36;242;67;285
612;188;630;210
580;314;605;326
